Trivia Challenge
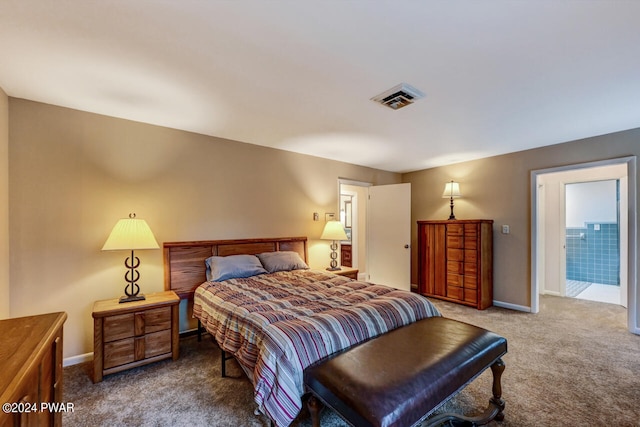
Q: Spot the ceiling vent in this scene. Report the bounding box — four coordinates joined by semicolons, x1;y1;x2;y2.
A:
371;83;425;110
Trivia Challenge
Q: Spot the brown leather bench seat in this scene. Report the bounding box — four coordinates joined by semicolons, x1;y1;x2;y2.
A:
303;316;507;427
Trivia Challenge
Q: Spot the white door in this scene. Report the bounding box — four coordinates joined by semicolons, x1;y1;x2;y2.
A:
367;183;411;290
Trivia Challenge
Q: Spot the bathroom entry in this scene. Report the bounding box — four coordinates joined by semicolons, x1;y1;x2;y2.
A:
338;180;412;289
532;157;636;333
565;180;621;305
534;161;629;312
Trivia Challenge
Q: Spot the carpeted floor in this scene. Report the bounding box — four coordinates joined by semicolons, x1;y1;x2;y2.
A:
63;295;640;426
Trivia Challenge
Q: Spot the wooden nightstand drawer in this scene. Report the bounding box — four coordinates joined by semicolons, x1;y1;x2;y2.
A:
143;307;172;333
104;338;135;369
145;329;172;358
104;313;135;342
93;291;180;383
103;329;172;370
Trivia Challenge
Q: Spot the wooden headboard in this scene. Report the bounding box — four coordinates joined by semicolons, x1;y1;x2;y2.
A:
163;236;308;300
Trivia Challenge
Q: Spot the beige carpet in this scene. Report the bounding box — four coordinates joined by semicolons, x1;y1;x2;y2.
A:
63;295;640;426
428;296;640;426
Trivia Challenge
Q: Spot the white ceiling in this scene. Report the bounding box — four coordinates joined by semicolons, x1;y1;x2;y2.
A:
1;1;639;173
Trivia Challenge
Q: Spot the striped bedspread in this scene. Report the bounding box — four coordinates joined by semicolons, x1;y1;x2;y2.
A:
192;269;441;427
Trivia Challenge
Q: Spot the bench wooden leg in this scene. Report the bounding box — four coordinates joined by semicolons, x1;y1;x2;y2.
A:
307;395;322;427
490;358;506;421
422;358;506;426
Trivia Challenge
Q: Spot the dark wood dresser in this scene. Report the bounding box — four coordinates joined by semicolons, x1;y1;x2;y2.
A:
0;311;67;427
340;244;352;267
417;220;493;309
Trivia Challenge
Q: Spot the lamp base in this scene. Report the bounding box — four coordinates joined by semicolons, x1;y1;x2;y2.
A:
326;266;342;271
448;197;457;220
119;294;146;304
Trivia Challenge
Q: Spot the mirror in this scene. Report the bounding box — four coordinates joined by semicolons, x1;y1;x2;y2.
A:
340;193;353;242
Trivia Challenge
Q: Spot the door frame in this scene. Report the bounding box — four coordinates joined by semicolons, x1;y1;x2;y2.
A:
530;156;638;334
338;178;371;278
340;188;359;267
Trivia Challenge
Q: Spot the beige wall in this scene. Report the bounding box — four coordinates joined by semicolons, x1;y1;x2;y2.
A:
10;96;640;357
8;98;400;359
404;128;640;320
0;87;8;319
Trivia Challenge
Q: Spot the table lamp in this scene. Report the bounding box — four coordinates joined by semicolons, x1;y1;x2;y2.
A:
320;220;348;271
102;213;159;303
442;181;462;220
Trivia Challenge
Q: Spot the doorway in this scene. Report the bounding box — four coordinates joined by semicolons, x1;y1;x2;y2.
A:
337;179;412;290
531;156;638;335
339;179;370;279
339;185;364;274
565;180;621;305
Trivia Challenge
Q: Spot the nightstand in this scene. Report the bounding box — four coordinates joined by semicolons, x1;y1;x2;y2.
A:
92;290;180;383
332;267;359;280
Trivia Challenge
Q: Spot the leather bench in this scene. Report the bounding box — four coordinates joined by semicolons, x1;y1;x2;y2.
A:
303;316;507;427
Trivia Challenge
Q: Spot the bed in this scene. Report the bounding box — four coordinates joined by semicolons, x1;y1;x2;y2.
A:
164;236;441;427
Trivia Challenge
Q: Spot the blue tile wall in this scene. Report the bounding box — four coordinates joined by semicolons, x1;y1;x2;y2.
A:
566;222;619;285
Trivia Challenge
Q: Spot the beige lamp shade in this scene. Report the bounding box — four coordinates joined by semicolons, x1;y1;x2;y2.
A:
102;214;159;251
442;181;462;199
320;220;348;241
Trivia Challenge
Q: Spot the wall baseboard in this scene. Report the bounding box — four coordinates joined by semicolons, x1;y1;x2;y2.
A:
180;328;200;338
63;352;92;367
493;300;531;312
541;290;561;297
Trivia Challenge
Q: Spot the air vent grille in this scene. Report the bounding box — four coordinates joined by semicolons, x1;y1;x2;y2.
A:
371;83;425;110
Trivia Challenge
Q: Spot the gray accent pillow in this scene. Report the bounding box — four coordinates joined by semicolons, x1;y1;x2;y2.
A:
257;251;309;273
205;254;268;282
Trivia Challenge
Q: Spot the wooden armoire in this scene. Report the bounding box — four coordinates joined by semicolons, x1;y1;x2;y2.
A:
417;220;493;309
